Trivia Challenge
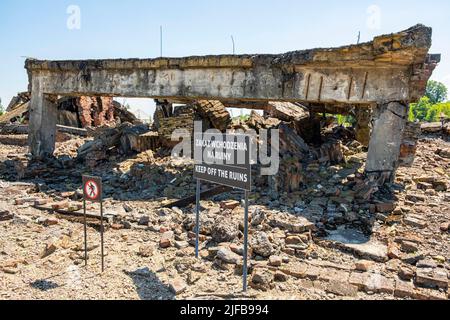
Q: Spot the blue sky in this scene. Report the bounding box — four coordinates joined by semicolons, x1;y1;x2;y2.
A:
1;0;449;116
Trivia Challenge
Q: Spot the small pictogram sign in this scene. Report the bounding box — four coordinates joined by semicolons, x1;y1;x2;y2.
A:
81;175;105;272
82;176;102;203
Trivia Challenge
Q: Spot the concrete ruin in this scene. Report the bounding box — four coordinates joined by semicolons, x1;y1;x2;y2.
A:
24;24;440;184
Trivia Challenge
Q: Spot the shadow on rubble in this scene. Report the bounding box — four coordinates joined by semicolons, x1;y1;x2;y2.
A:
30;279;60;291
125;267;175;300
318;175;406;244
28;269;101;292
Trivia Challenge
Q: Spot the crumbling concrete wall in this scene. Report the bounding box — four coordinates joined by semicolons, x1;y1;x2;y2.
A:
4;94;139;129
77;96;115;127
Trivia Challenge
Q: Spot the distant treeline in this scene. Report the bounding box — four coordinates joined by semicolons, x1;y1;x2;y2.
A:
337;80;449;126
409;80;449;122
409;98;450;122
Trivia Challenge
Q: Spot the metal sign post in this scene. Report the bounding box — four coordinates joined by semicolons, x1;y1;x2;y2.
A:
243;190;249;292
83;199;87;267
193;133;252;292
100;200;104;273
195;179;201;259
82;175;104;272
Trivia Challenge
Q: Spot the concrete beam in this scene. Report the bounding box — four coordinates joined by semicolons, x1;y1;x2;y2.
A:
25;25;436;105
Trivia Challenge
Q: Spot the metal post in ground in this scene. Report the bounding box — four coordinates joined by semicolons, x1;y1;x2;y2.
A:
83;199;87;267
195;179;201;258
243;190;249;292
100;200;104;272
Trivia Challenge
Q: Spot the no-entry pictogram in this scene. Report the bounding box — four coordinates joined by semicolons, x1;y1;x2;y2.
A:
83;176;102;202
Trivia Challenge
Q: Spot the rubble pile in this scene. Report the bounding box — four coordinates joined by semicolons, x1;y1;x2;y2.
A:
153;100;231;148
156;105;196;147
5;92;30;112
113;155;195;200
266;102;309;123
66;100;375;204
194;100;231;132
76;123;151;167
0;128;448;300
421;121;450;136
0;98;448;300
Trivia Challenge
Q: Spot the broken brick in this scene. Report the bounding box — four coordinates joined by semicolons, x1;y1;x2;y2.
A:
415;268;448;290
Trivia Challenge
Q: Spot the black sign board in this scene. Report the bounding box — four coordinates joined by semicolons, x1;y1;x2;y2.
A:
193;132;252;292
193;133;251;191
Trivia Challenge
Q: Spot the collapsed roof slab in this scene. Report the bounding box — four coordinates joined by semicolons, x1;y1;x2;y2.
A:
24;25;440;186
26;24;438;105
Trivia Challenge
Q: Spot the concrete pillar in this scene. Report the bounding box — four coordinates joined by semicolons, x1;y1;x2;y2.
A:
355;107;372;147
28;77;58;159
365;102;408;184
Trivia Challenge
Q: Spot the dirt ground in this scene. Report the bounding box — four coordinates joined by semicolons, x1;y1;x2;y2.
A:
0;135;449;300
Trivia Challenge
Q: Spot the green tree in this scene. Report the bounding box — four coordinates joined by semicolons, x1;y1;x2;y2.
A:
0;98;4;115
426;102;450;122
409;99;450;122
425;80;448;104
336;114;356;126
409;96;432;121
